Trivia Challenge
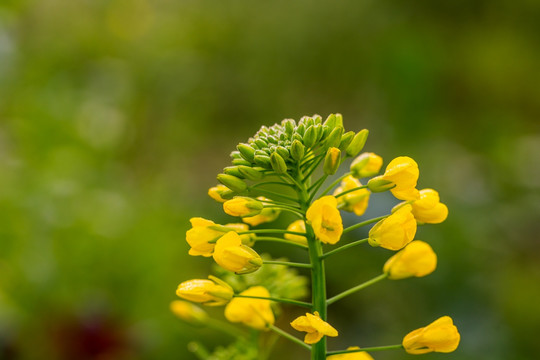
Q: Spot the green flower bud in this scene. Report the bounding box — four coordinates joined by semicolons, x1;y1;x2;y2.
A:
290;139;305;161
238;165;264;181
224;166;245;178
325;126;344;148
232;159;252;166
270;152;288;174
296;123;305;136
313;123;324;143
282;119;295;136
346;129;369;157
217;174;248;193
237;144;256;162
276;146;290;160
334;113;343;128
254;139;267;149
323;147;341;175
254;155;272;168
267;135;278;144
312;114;322;124
339;131;355;151
303;125;316;148
230;150;242;159
323;113;338;129
367;176;395;192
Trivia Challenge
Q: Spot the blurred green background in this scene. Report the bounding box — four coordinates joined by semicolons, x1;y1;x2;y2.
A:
1;0;539;359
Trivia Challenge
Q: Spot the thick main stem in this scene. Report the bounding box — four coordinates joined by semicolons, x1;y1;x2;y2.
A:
298;176;327;360
306;221;327;360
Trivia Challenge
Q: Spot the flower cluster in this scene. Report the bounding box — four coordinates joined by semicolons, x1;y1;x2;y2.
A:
173;114;458;360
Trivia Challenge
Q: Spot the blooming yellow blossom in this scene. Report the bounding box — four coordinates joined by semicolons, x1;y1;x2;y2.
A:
290;311;338;344
369;156;420;200
224;286;275;330
383;241;437;279
223;197;264;217
306;196;343;245
185;217;224;257
411;189;448;224
368;204;417;250
176;276;233;306
213;231;262;274
208;184;229;203
333;175;370;216
284;220;308;245
242;197;281;226
327;347;374;360
350;152;383;178
170;300;208;324
402;316;460;354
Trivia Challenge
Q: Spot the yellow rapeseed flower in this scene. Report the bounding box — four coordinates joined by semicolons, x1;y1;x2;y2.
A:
411;189;448;224
290;311;338;344
185;217;224;257
284;220;308;245
208;184;229;203
350;152;383;178
368;204;417;250
223;196;264;217
242;197;281;226
369;156;420;200
213;231;262;274
333;175;370;216
176;276;233;306
170;300;208;324
224;286;275;330
402;316;460;354
306;196;343;245
383;241;437;279
327;347;374;360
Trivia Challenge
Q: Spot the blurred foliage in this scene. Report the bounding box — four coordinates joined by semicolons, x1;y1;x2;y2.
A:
0;0;539;359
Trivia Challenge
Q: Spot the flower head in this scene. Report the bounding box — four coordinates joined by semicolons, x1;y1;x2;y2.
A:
224;286;275;330
176;276;233;306
242;197;281;226
185;217;224;257
368;156;420;200
223;197;264;217
327;347;374;360
411;189;448;224
323;147;341;175
350;152;383;178
213;231;262;274
208;184;230;203
284;220;308;245
368;204;417;250
333;175;370;216
170;300;208;324
402;316;460;354
290;311;338;344
306;196;343;245
383;241;437;279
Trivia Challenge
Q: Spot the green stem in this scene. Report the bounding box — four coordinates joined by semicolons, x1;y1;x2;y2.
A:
334;185;368;198
317;172;352;198
303;154;326;180
234;294;312;308
320;239;368;259
239;229;306;237
308;175;328;202
326;344;403;356
306;222;327;360
255;236;308;249
327;273;388;305
263;260;312;269
268;324;312;351
342;215;388;235
250;181;296;189
251;188;299;202
263;205;304;218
